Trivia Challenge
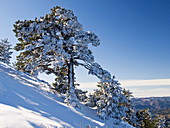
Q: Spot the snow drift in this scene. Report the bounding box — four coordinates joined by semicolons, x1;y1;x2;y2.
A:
0;62;133;128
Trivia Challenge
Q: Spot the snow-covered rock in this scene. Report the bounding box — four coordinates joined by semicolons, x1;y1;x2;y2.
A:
0;62;134;128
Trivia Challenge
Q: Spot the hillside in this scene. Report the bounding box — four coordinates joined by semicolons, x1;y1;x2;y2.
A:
132;97;170;127
132;97;170;110
0;62;133;128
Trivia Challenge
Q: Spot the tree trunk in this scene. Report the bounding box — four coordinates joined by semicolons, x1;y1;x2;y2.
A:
66;57;78;107
68;57;74;91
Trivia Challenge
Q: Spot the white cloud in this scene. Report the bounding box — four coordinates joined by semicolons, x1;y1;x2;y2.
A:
79;78;170;89
131;88;170;97
119;78;170;87
78;82;97;89
78;78;170;97
77;82;98;93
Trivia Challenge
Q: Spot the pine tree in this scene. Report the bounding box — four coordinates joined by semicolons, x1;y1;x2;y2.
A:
156;116;166;128
86;65;128;125
52;66;87;102
75;87;88;101
85;92;98;107
136;108;163;128
122;89;138;127
95;78;128;124
13;6;129;124
84;82;101;107
13;6;100;107
0;39;13;64
52;66;68;94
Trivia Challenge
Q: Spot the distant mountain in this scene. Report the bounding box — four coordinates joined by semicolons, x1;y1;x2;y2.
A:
132;97;170;110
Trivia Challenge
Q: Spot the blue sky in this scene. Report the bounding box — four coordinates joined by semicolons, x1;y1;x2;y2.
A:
0;0;170;97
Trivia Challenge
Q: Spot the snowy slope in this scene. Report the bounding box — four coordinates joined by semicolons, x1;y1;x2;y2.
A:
0;62;133;128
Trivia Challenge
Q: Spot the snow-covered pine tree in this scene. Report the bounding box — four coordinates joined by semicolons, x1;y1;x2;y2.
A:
136;108;164;128
122;89;138;127
85;92;98;107
87;63;128;124
52;67;87;101
85;86;105;107
52;66;68;94
75;88;88;102
156;116;166;128
13;6;100;107
0;39;12;64
96;79;127;124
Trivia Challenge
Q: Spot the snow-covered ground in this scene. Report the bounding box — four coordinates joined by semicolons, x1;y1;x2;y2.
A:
0;62;133;128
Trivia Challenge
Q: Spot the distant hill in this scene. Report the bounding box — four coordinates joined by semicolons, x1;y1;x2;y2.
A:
132;97;170;127
132;97;170;110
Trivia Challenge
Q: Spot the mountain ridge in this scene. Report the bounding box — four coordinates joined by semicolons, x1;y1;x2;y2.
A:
132;96;170;110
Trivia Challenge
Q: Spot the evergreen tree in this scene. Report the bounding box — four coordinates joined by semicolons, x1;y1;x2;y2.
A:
122;89;138;127
136;108;163;128
85;82;103;107
86;63;128;125
75;87;88;101
85;92;99;107
52;66;68;94
0;39;13;64
13;6;100;107
13;6;129;124
156;116;166;128
52;66;87;102
95;78;128;124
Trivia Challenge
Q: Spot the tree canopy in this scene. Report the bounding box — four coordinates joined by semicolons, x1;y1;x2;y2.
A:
13;6;101;107
13;6;129;125
0;39;12;64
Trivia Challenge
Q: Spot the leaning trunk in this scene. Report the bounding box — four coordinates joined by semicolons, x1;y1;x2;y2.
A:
68;57;74;91
65;57;78;107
